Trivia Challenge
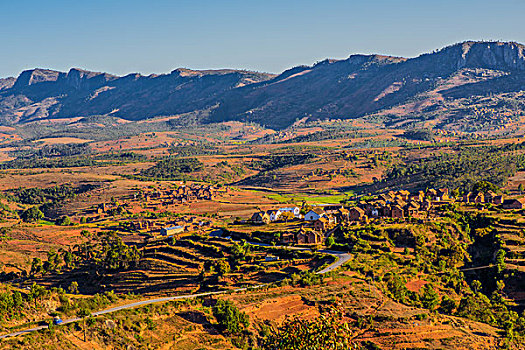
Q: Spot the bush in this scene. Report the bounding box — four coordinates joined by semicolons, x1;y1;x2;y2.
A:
262;307;355;349
21;206;44;222
56;215;72;226
213;299;249;334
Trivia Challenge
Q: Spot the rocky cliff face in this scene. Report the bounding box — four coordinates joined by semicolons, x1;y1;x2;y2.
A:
0;41;523;128
0;77;15;91
12;69;63;89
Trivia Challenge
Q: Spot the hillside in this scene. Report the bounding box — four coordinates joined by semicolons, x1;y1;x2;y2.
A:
0;68;275;124
211;41;525;129
0;41;524;130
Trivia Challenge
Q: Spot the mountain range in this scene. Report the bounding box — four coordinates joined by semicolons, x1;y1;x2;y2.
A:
1;41;524;130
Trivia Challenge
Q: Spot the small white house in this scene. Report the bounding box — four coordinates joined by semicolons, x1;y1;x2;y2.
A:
160;226;184;236
267;209;282;222
304;208;325;221
279;207;301;218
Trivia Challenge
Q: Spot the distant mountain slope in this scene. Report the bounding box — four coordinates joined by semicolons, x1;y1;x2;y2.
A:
209;41;525;129
0;68;275;124
0;41;524;130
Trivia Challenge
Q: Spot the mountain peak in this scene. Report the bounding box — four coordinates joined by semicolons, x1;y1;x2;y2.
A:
12;68;63;89
433;41;525;70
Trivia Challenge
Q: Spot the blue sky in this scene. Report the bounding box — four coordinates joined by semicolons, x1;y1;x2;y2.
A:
0;0;524;77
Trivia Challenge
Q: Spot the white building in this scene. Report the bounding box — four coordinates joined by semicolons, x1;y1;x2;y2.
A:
279;207;301;218
304;208;325;221
267;209;282;222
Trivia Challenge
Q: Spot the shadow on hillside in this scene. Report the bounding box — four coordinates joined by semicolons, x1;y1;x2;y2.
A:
177;310;220;334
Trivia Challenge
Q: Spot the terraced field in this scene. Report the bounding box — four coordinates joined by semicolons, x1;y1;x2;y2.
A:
25;235;328;297
484;218;525;304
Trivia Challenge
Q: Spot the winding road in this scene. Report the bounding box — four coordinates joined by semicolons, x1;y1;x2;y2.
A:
0;243;351;340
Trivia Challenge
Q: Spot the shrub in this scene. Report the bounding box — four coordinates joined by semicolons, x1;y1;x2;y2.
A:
213;299;249;334
21;206;44;222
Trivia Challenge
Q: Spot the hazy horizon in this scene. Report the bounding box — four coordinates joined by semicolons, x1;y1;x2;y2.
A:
1;0;524;78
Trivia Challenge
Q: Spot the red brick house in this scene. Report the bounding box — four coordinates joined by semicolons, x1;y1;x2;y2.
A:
391;205;404;219
296;229;323;244
314;217;329;231
348;207;366;221
502;198;525;209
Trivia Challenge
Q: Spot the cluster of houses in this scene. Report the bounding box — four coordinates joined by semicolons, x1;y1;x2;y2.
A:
249;188;525;245
251;206;301;225
172;185;218;202
353;189;447;221
114;215;212;239
158;216;212;237
250;204;347;238
462;190;525;209
136;184;222;204
462;190;503;204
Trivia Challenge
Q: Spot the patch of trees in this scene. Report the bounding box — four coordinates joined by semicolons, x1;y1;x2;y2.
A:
0;289;24;321
36;143;92;158
77;232;142;272
29;232;142;279
10;184;98;205
168;143;221;157
401;128;435;141
248;154;316;172
139;157;204;180
282;130;375;143
471;180;500;194
21;206;44;222
95;151;147;162
0;281;118;325
260;306;357;349
384;145;525;192
0;156;98;169
348;138;410;149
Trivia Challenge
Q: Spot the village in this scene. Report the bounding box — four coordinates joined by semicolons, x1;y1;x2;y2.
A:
89;182;525;246
90;184;225;239
248;188;525;245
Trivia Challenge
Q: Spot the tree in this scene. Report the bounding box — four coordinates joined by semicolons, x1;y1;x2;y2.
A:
215;260;231;276
439;295;457;314
495;249;506;274
44;249;61;273
385;273;408;302
21;206;44;222
29;283;47;308
68;281;79;294
472;181;500;194
471;280;482;294
55;215;71;226
213;299;249;334
420;284;439;311
30;258;44;276
63;250;74;269
325;236;335;247
76;308;91;342
262;307;356;349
